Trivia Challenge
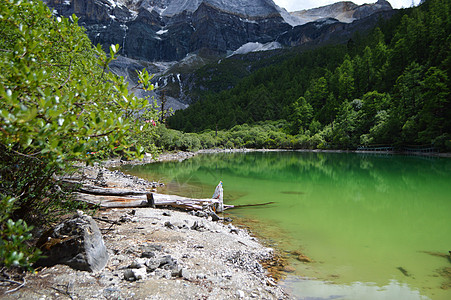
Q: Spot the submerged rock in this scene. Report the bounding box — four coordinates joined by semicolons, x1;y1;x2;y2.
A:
297;255;312;263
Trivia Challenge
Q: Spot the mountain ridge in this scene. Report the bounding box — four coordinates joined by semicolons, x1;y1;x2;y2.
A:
45;0;393;61
291;0;392;24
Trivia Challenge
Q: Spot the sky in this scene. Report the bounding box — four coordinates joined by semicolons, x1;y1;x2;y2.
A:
273;0;422;12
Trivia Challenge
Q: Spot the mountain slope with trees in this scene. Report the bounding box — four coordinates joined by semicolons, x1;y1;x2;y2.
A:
168;0;451;150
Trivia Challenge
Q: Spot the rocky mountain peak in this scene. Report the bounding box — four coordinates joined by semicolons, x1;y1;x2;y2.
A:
45;0;394;62
291;0;393;24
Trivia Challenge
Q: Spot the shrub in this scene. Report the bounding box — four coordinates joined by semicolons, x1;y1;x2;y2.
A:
0;196;41;270
0;0;156;270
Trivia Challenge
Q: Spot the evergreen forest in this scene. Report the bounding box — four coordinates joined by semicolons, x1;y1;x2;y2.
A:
167;0;451;151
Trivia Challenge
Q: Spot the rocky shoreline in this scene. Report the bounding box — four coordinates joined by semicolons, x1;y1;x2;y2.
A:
1;150;293;300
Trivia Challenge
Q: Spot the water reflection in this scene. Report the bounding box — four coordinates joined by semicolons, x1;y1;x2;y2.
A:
282;277;431;300
122;152;451;300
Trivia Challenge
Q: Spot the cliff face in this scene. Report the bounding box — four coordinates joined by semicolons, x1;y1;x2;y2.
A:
45;0;393;61
291;0;392;24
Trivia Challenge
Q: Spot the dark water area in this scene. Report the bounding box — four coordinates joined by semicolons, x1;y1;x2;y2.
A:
122;151;451;299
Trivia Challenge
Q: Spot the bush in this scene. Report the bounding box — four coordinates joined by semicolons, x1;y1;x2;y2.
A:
0;196;41;270
0;0;156;270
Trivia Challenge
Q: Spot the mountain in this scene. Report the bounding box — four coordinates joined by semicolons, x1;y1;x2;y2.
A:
291;0;392;24
45;0;393;62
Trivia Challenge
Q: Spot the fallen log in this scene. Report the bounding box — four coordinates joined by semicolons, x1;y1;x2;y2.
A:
74;191;232;210
73;181;276;212
78;185;148;196
75;193;148;208
62;180;148;196
149;193;233;211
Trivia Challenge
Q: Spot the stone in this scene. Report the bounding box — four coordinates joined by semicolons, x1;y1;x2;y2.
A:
124;268;147;281
159;255;178;271
155;269;172;279
237;290;245;298
179;268;191;280
283;266;296;273
94;169;107;187
173;221;189;229
191;221;208;232
145;258;160;272
141;251;156;258
141;243;163;252
228;224;239;234
297;255;312;263
209;211;221;222
103;287;121;299
164;221;176;230
195;211;208;218
129;258;147;269
35;211;108;272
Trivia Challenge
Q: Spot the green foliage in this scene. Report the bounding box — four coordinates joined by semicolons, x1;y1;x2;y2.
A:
0;0;157;269
130;70;161;155
0;196;41;270
288;97;313;135
155;121;328;151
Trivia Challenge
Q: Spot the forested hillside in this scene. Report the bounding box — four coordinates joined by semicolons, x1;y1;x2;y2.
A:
168;0;450;150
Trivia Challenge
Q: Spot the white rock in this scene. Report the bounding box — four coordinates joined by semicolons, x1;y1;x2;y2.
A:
130;258;147;269
123;268;147;281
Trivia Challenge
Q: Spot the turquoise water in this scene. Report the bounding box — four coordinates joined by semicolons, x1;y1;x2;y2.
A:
122;151;451;299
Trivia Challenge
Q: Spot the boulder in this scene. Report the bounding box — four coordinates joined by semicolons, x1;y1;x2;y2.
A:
35;211;109;272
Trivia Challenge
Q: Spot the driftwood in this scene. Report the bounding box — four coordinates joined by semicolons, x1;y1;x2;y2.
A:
62;180;148;196
77;185;148;196
73;185;230;211
75;193;148;208
149;193;234;211
74;182;272;211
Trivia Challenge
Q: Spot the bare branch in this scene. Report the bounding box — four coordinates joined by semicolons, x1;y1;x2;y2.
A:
1;277;26;294
58;59;73;90
88;130;115;138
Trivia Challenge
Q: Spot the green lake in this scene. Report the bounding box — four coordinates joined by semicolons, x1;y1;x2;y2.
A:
121;151;451;300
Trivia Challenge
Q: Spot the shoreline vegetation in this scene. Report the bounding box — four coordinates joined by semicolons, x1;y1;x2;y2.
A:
103;147;451;169
135;120;451;166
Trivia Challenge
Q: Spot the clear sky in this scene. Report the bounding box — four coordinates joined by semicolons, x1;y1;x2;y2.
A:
273;0;422;12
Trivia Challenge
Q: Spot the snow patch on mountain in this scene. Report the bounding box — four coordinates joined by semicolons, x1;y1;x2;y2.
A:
229;41;282;56
156;29;168;35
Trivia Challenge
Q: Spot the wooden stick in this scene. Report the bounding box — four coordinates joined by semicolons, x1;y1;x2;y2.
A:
1;278;26;294
228;202;275;209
